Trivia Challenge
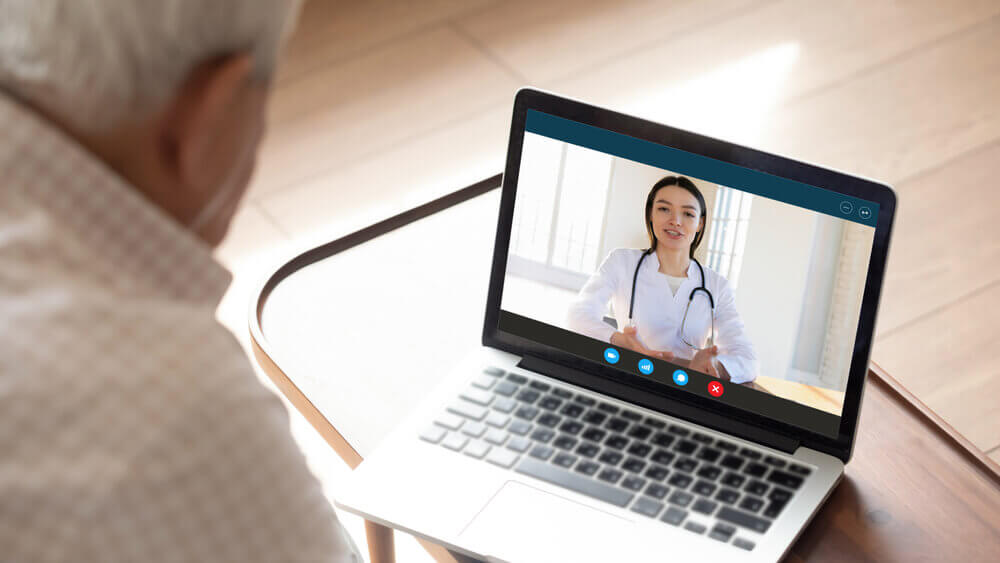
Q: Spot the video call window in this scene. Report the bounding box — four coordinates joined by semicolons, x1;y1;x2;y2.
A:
501;130;876;421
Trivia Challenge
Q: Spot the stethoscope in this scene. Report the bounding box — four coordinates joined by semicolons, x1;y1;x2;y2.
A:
627;249;715;350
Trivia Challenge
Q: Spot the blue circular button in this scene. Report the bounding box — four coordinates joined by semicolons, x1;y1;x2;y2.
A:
603;347;620;364
638;358;654;375
672;369;689;386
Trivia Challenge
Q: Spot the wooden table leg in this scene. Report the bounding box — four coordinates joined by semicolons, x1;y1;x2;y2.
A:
365;520;396;563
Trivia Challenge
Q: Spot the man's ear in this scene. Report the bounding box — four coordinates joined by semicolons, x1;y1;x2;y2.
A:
159;53;255;190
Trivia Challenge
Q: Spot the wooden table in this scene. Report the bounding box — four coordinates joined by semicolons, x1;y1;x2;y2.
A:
250;176;1000;562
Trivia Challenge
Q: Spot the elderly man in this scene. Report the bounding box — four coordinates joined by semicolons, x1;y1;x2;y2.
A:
0;1;361;561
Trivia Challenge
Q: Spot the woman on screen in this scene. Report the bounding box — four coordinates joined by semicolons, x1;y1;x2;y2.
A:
567;176;759;383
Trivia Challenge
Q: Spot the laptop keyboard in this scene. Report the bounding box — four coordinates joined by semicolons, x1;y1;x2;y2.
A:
420;367;814;552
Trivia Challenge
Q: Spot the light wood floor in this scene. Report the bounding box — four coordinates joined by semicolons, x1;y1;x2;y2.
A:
215;0;1000;527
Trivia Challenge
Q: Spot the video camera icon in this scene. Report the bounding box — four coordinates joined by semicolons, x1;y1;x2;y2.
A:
603;347;620;364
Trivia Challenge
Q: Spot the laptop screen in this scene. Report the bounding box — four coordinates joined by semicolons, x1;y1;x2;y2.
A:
496;109;879;438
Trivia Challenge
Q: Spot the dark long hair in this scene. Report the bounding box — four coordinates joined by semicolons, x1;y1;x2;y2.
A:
644;175;707;258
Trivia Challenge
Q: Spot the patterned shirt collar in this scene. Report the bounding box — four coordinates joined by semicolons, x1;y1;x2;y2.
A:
0;91;231;305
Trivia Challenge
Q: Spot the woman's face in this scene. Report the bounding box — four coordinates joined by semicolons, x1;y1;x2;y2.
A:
649;185;704;255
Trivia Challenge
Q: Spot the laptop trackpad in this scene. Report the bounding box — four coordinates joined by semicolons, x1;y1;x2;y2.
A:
460;481;640;562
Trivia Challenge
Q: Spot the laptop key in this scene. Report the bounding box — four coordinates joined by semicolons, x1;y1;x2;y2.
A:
763;498;789;519
508;419;532;436
553;435;577;451
484;428;508;445
552;388;573;399
574;395;596;406
720;454;744;471
493;381;518;397
714;440;738;453
767;469;805;490
558;420;584;435
697;447;721;463
626;442;652;458
516;457;633;507
668;473;693;489
604;435;629;450
763;455;787;468
696;465;722;481
485;411;510;428
529;445;554;461
575;460;600;476
733;538;756;551
575;443;600;458
419;425;447;444
622;475;647;491
538;396;563;411
560;403;585;418
692;498;718;515
645;483;670;500
667;424;691;437
739;447;762;460
599;450;623;466
721;472;746;488
642;418;666;429
606;417;629;432
598;468;624;485
674;440;698;455
597;402;620;414
441;433;468;451
644;465;669;481
684;521;707;535
627;425;652;440
668;490;694;508
434;412;465;431
464;440;491;459
461;421;487;438
506;373;528;384
709;523;736;543
582;411;608;425
621;410;642;422
492;397;517;413
553;452;578;468
529;380;551;392
652;432;675;448
660;506;687;526
789;463;812;476
530;428;555;443
622;458;646;474
515;406;540;421
485;447;519;469
482;366;505;377
516;389;541;404
537;413;561;428
507;436;532;453
673;457;698;473
738;496;764;513
744;480;769;497
715;488;740;505
716;506;771;534
631;496;664;518
472;374;497;390
692;480;717;497
581;427;607;443
743;462;768;478
692;432;713;444
651;449;675;465
460;387;494;406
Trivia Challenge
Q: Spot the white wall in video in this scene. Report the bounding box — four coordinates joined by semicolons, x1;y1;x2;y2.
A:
501;133;875;414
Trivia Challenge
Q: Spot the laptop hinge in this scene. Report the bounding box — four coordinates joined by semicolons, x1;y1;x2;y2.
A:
517;355;799;454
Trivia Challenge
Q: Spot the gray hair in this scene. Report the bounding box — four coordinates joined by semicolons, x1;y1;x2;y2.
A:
0;0;301;132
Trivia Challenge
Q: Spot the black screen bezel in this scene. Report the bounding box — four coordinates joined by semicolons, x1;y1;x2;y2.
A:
482;88;896;463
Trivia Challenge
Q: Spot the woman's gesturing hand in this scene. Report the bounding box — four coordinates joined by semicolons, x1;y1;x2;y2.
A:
688;345;720;377
610;326;675;361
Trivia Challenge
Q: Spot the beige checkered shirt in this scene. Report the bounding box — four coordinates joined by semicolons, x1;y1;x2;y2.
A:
0;92;360;562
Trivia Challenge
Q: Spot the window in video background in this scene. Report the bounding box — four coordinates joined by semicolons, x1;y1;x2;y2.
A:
501;133;875;415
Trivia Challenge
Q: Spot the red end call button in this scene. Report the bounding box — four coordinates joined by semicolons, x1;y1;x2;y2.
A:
707;381;725;397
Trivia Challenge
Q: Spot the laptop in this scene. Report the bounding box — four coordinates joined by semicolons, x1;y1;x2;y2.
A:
335;88;896;562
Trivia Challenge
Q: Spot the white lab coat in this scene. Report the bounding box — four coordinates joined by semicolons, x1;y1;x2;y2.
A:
567;248;759;383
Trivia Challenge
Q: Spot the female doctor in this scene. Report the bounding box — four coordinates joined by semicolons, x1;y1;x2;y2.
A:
567;176;759;384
